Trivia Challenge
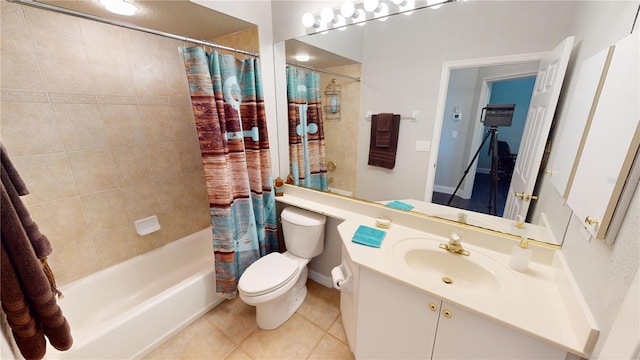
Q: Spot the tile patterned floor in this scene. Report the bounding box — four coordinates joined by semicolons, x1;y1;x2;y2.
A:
143;280;354;360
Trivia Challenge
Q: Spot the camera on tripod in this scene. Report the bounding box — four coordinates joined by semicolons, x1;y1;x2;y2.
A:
482;104;515;127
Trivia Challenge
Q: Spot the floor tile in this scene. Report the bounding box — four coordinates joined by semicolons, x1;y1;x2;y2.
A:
297;280;341;330
308;333;355;360
205;296;258;345
239;313;324;359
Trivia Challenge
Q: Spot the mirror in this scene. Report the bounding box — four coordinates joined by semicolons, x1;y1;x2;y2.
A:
280;0;591;245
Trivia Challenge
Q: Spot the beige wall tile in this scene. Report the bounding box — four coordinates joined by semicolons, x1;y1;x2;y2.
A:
132;227;166;254
163;51;190;97
86;45;135;95
11;153;77;205
32;39;95;94
177;140;204;173
28;197;89;244
23;6;82;42
0;30;44;90
80;189;129;234
121;182;161;222
92;225;137;268
148;142;182;179
101;104;145;147
67;149;119;194
170;104;199;141
46;234;101;286
0;102;64;156
112;146;150;186
53;103;109;151
1;1;28;34
128;52;167;96
78;17;125;49
139;105;175;144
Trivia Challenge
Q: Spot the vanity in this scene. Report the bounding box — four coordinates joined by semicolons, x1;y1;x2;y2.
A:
278;184;598;359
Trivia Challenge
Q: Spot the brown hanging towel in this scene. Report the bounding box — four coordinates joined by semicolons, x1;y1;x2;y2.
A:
368;113;401;169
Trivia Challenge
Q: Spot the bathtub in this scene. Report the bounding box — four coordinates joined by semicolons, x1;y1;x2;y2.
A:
46;227;223;359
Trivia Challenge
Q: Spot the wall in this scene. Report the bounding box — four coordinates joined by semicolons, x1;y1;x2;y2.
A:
531;1;640;356
355;0;576;202
321;64;362;195
0;2;214;286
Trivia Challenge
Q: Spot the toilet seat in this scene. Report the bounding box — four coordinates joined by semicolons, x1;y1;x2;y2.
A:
238;253;299;297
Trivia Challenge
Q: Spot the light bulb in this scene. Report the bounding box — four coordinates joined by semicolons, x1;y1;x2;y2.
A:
391;0;407;5
354;9;367;26
335;15;347;30
401;0;415;14
102;0;137;16
321;7;336;24
363;0;380;12
376;3;389;20
302;12;319;28
295;54;310;62
341;0;355;18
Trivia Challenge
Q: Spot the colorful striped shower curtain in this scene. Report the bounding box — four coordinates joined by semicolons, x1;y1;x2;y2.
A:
183;47;279;297
287;67;328;191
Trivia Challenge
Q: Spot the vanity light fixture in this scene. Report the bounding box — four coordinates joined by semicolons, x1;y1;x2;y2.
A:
335;15;348;30
101;0;138;16
301;12;321;28
392;0;416;14
354;9;367;26
376;2;390;20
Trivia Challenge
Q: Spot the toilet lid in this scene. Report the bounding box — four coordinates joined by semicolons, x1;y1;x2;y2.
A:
239;252;299;296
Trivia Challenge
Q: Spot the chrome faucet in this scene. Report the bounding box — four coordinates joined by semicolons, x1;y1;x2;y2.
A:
439;233;470;256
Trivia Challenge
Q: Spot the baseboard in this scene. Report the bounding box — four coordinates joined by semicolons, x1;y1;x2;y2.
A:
433;184;455;195
308;269;334;288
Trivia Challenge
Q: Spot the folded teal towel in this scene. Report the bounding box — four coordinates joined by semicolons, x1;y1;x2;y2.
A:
352;225;386;248
385;200;414;211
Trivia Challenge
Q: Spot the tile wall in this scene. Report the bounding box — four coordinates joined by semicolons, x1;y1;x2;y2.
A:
0;2;223;285
321;64;362;195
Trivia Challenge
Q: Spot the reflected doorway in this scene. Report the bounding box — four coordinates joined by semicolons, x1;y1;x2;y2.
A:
433;72;536;216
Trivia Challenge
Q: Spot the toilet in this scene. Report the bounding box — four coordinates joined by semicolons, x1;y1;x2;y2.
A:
238;206;326;330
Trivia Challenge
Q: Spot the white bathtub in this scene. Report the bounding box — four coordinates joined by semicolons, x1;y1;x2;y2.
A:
46;227;223;359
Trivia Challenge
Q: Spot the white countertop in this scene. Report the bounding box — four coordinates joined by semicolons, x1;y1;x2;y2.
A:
277;185;599;357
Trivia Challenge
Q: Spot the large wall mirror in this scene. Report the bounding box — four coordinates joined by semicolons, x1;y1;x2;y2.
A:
278;0;606;246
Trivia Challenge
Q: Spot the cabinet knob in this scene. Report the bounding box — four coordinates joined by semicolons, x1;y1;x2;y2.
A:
428;303;438;312
443;309;452;318
585;216;600;226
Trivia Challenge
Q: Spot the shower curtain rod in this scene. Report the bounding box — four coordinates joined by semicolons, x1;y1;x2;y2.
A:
287;61;361;82
8;0;260;58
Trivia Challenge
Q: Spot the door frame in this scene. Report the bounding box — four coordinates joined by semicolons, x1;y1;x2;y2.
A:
424;51;548;203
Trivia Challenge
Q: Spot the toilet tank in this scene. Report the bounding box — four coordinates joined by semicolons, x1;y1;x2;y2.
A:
281;207;326;258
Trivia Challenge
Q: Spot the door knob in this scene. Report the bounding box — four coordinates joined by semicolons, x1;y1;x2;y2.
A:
514;192;539;202
585;216;600;226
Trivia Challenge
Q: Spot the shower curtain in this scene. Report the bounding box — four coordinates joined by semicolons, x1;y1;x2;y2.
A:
183;46;279;297
287;67;328;191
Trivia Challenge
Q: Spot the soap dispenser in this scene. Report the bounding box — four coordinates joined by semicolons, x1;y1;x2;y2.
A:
509;216;531;272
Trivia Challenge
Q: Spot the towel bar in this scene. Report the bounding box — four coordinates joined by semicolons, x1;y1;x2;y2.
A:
365;110;418;121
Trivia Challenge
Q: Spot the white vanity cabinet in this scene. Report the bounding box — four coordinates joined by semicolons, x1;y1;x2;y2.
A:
352;268;567;359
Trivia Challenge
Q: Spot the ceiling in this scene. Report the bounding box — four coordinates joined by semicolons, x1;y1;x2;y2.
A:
33;0;359;68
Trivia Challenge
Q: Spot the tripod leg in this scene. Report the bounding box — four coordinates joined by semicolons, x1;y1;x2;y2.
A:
488;129;500;215
446;128;493;206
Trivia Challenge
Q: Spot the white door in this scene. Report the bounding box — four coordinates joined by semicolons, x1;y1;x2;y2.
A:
503;36;575;220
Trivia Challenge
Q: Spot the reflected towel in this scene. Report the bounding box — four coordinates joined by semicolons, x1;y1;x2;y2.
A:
368;114;401;169
352;225;386;248
385;200;415;211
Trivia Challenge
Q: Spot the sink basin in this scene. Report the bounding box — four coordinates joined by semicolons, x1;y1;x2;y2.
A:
394;238;512;296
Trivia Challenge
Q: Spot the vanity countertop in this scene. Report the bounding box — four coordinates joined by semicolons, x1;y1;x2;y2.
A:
276;185;599;357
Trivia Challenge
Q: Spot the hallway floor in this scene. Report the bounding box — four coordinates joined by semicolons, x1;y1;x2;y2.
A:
143;280;354;360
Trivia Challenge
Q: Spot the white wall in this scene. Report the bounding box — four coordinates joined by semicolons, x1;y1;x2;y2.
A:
355;0;576;201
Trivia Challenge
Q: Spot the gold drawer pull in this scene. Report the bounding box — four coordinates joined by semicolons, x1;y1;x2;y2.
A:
428;303;438;312
443;309;452;318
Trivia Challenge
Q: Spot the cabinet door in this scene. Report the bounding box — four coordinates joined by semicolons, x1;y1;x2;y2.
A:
355;269;439;359
567;31;640;242
432;302;566;359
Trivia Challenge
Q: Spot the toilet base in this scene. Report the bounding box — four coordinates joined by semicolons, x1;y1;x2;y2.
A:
255;267;308;330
